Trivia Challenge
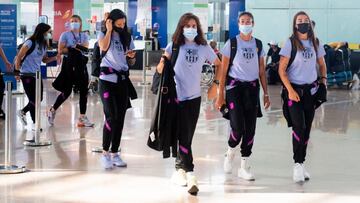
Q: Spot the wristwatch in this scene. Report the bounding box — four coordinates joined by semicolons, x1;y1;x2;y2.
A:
213;80;220;85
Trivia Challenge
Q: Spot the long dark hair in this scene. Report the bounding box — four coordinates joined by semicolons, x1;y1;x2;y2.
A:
238;11;254;23
107;9;131;52
172;13;207;46
70;15;83;32
28;23;51;49
291;11;318;53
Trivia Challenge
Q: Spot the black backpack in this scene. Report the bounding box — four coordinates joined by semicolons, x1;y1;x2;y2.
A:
17;38;36;65
227;37;263;76
151;43;180;94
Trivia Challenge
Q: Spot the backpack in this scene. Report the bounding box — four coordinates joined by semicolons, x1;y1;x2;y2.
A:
227;37;263;76
151;43;180;94
16;38;36;65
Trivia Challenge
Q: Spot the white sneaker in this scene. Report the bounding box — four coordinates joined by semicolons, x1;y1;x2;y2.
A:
238;157;255;181
171;169;187;186
101;153;113;170
224;147;236;174
112;153;127;167
77;116;95;127
47;108;56;126
17;110;27;126
302;164;310;181
293;163;305;183
186;172;199;196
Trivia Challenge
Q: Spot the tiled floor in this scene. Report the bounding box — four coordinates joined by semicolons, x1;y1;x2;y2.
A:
0;73;359;203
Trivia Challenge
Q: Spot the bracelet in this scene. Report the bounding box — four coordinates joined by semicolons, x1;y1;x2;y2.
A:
264;94;269;97
320;76;327;80
213;79;220;85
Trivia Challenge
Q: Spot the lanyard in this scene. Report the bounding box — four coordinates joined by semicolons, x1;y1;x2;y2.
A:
71;31;81;44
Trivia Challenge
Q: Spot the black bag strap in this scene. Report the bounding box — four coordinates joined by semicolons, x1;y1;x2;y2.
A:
170;43;180;68
21;38;36;64
226;37;237;76
255;38;263;60
287;37;297;71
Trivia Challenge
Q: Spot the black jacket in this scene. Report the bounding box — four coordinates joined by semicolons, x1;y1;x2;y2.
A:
53;48;88;92
281;82;327;127
99;67;138;108
222;76;263;119
148;57;178;158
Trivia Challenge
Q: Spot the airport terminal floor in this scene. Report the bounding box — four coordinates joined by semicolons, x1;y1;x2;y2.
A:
0;72;360;203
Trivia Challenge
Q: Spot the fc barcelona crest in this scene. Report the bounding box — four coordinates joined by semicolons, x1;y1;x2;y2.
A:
241;48;255;60
185;49;199;63
302;47;313;59
114;40;123;52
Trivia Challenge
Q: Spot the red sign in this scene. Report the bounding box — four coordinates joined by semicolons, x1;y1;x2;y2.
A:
39;0;74;41
53;0;73;41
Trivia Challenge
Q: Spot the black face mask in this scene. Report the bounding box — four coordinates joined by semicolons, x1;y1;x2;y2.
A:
297;23;310;34
113;26;124;33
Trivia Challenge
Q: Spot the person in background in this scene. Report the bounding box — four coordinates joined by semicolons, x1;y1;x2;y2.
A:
266;41;281;65
0;42;13;119
150;22;161;50
266;41;281;85
16;23;57;138
48;15;94;127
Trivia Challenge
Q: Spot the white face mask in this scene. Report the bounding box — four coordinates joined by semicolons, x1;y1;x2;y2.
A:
70;22;80;30
239;24;253;35
44;33;51;40
183;27;198;41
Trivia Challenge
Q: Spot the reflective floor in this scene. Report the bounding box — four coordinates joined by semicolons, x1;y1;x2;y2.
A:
0;72;360;203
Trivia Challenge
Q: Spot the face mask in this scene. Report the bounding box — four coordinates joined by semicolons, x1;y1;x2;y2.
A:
70;22;80;30
239;24;253;35
113;26;124;33
183;28;198;41
297;23;310;34
44;33;51;40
